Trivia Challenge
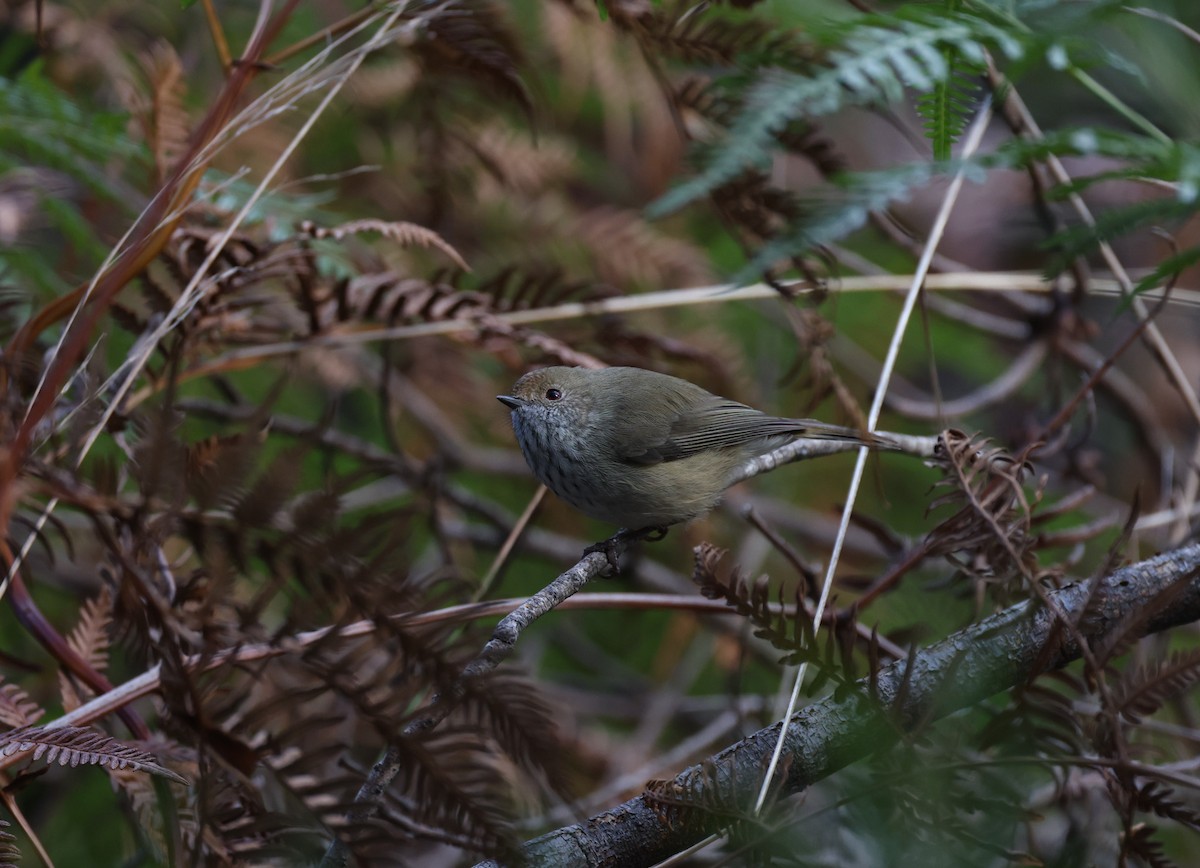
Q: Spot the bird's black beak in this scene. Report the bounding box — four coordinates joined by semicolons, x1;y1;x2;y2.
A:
497;395;523;410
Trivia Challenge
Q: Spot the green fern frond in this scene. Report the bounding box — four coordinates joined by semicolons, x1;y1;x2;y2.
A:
0;63;136;195
0;246;72;295
977;128;1200;210
995;126;1183;170
732;162;938;281
1134;245;1200;294
1045;198;1195;271
650;7;1026;217
714;121;1199;283
916;0;970;161
988;129;1200;278
917;69;983;161
0;63;140;293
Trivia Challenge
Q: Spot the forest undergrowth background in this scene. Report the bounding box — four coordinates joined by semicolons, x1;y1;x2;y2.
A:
2;0;1200;865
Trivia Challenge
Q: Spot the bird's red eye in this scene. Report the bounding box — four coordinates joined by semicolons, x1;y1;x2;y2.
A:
545;388;562;401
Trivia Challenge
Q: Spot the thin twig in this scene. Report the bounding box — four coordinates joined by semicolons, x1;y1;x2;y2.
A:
187;272;1200;371
879;341;1048;420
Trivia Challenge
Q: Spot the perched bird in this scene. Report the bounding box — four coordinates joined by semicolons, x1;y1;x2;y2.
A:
498;366;895;532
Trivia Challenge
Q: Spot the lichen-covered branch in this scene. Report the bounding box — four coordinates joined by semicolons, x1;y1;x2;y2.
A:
485;544;1200;868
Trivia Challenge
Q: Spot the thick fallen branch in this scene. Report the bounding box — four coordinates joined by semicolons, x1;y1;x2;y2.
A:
478;543;1200;868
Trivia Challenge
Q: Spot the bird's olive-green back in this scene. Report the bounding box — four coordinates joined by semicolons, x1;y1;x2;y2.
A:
520;366;816;465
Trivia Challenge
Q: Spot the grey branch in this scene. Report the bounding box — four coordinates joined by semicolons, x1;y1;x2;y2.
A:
734;428;938;483
475;543;1200;868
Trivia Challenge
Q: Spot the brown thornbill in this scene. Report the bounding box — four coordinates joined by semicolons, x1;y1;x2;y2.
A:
499;366;896;532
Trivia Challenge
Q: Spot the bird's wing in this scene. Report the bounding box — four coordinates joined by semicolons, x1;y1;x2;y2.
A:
618;400;804;465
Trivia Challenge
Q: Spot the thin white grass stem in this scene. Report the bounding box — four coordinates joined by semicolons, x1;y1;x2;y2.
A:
1;4;418;603
753;98;995;814
78;4;416;456
475;485;547;600
192;272;1200;372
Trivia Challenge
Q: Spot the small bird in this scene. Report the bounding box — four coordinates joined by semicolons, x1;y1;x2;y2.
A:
498;366;894;532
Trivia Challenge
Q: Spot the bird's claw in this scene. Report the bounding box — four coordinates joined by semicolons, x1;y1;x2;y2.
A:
583;536;624;575
583;526;669;575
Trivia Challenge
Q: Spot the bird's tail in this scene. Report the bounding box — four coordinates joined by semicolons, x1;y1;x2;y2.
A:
796;421;902;451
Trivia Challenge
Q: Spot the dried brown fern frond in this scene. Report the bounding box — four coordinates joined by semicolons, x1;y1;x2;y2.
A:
122;226;309;350
924;431;1046;592
540;0;677;178
0;726;186;783
318;732;527;863
640;9;801;65
5;503;77;576
0;685;42;731
1111;650;1200;725
571;206;713;289
707;170;810;264
234;631;534;860
104;735;196;863
108;762;168;859
298;218;469;272
692;542;798;644
57;586;113;712
0;819;17;868
165;226;275;291
692;543;859;690
117;504;567;860
412;0;531;116
706;171;837;290
475;266;610;312
1121;822;1175;868
976;679;1085;756
317;275;480;329
93;383;266;529
133;42;189;186
396;728;523;858
136;616;543;861
200;788;299;863
644;757;780;845
463;122;578;197
302;269;604;367
452;670;570;798
313;269;589;326
89;394;427;666
1135;782;1200;831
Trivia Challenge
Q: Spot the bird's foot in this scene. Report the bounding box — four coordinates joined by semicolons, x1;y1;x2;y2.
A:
583;526;669;575
583;536;624;575
637;526;669;543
